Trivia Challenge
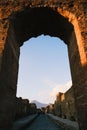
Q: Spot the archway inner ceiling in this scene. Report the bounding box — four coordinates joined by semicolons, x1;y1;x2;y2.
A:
12;7;74;46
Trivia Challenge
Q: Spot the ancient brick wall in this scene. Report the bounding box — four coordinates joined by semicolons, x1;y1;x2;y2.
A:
0;0;87;130
15;97;30;119
54;88;77;120
64;87;77;120
54;92;63;116
0;22;20;129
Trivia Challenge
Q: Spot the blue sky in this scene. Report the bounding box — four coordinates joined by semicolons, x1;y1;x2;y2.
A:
17;35;72;104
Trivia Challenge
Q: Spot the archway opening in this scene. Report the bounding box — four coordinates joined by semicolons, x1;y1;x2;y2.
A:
17;35;72;104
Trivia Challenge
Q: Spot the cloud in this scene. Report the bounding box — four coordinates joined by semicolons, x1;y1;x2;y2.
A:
37;80;72;104
63;80;72;92
50;84;62;97
49;80;72;102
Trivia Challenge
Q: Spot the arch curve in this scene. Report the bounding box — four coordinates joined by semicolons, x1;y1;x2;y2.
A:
0;1;87;130
11;7;73;46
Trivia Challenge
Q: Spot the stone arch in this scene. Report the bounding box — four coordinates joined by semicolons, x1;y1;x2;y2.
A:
0;1;87;130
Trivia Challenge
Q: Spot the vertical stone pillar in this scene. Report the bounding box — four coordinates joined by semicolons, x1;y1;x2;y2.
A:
0;21;20;130
0;19;8;71
68;14;87;129
74;6;87;129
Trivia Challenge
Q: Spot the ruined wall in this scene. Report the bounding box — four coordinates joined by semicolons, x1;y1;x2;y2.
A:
64;87;77;120
54;88;77;120
15;97;30;120
0;23;20;129
54;92;63;116
15;97;37;120
0;0;87;130
0;9;20;129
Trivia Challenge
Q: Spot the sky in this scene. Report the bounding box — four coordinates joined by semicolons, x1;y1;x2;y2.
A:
17;35;72;104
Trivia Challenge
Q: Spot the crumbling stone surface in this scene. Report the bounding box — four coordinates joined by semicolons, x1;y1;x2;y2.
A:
0;0;87;130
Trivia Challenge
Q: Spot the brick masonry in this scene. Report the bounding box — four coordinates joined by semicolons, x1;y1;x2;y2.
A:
0;0;87;130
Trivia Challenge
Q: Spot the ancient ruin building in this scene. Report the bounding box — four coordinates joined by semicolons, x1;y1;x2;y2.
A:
54;92;64;116
29;103;37;114
64;87;77;120
0;0;87;130
15;97;30;119
54;87;77;121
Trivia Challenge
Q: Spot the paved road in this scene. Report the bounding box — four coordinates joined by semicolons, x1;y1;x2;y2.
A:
26;114;62;130
11;114;38;130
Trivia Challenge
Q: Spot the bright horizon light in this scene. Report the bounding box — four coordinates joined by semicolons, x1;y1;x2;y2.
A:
17;35;72;104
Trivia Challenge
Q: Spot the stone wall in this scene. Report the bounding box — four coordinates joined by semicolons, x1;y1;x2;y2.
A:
15;97;30;120
64;87;77;120
54;92;63;116
29;103;37;114
0;23;20;129
54;87;77;121
15;97;37;120
0;0;87;129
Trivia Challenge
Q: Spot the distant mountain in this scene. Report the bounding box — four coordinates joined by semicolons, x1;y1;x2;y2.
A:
31;100;48;108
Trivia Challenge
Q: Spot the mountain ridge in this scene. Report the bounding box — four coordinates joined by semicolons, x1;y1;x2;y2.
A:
31;100;48;108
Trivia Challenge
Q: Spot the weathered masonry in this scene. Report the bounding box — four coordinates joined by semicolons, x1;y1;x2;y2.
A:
0;0;87;130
